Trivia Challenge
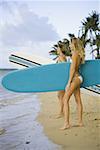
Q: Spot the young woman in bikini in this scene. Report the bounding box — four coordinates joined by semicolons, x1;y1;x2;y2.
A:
56;46;67;118
60;37;85;130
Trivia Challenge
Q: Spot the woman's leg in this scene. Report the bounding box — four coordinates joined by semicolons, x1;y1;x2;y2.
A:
57;91;65;118
60;77;81;130
74;87;83;126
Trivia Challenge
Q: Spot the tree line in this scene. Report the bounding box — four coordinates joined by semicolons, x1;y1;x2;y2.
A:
49;11;100;60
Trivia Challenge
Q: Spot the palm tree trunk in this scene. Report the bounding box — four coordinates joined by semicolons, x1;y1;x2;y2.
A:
95;48;100;59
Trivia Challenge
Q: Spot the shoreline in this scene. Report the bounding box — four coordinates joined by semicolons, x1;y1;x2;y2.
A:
0;90;60;150
38;90;100;150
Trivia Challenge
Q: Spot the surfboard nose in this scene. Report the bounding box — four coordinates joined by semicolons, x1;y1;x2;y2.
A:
2;75;12;92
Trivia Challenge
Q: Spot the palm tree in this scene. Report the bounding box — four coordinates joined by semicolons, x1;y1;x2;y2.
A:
81;11;99;37
49;38;71;60
80;11;100;58
50;11;100;59
90;34;100;59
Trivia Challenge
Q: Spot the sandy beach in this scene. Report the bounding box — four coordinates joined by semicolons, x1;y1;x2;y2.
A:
38;89;100;150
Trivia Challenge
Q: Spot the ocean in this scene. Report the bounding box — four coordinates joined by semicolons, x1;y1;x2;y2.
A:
0;69;60;150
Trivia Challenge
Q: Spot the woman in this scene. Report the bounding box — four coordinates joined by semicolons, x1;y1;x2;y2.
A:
56;46;67;118
61;37;85;130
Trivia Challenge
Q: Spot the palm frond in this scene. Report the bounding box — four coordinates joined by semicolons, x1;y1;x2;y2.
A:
90;48;97;54
68;33;75;39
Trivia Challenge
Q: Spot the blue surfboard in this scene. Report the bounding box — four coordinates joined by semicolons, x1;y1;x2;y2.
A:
2;60;100;93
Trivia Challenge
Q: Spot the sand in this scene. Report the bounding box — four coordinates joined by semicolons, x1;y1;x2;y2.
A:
38;89;100;150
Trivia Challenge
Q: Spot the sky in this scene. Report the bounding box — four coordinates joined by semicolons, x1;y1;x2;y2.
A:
0;0;99;68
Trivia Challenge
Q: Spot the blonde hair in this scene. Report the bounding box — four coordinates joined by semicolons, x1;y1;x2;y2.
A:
70;38;85;64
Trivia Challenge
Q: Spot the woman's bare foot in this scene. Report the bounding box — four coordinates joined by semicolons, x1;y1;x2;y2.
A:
60;124;71;130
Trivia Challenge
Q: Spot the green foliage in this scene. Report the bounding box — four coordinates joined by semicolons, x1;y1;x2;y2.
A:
49;38;71;57
80;11;100;58
49;11;100;59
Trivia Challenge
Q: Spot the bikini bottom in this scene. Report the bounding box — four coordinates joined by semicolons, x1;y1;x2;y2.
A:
78;75;83;83
73;74;83;84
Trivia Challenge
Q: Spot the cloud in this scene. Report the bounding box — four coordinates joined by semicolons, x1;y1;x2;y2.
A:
0;1;59;47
